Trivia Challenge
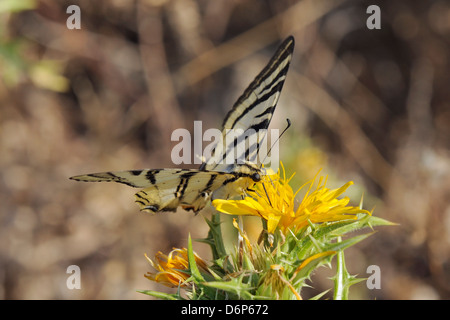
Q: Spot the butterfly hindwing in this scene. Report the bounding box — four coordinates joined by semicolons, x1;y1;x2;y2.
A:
132;169;237;213
70;169;162;188
71;168;255;213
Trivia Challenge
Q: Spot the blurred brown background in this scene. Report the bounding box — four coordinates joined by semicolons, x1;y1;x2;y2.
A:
0;0;449;299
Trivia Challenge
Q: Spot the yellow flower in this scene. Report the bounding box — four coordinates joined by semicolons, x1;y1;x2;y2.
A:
280;175;370;234
144;248;208;288
213;164;295;234
213;164;370;235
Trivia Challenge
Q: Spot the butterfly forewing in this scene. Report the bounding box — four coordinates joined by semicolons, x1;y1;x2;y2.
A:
202;36;294;172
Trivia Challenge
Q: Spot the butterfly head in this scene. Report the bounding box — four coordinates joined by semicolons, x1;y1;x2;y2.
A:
233;162;262;182
251;172;261;182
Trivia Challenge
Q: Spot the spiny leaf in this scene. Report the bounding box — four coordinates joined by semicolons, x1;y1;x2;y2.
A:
204;280;255;300
290;251;336;286
137;290;183;300
309;289;331;300
199;212;228;260
323;232;375;253
330;215;396;238
187;234;205;283
203;276;272;300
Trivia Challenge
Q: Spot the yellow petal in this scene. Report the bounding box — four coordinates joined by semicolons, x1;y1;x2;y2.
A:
213;198;265;217
266;214;282;234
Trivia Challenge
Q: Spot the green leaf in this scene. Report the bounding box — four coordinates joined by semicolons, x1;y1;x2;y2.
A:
364;214;398;228
313;214;396;240
324;232;375;253
309;289;331;300
203;277;270;300
290;251;336;286
187;234;205;283
197;212;228;260
137;290;183;300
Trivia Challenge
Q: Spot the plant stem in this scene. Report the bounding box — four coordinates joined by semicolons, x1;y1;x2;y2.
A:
333;237;348;300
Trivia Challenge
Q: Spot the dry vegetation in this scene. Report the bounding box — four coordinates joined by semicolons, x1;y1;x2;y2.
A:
0;0;449;299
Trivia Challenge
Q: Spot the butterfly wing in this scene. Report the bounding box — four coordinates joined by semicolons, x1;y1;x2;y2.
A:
71;169;251;213
70;169;163;188
201;36;295;172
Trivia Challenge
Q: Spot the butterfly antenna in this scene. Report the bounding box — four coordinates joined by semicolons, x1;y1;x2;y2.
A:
259;118;291;169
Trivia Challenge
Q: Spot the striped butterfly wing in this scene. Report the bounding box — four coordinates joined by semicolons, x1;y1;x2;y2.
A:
70;169;253;213
201;36;295;172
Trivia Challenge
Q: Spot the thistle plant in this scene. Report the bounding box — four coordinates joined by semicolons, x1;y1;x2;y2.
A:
140;164;394;300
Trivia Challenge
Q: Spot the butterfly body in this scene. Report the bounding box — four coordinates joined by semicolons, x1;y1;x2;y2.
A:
70;36;295;214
